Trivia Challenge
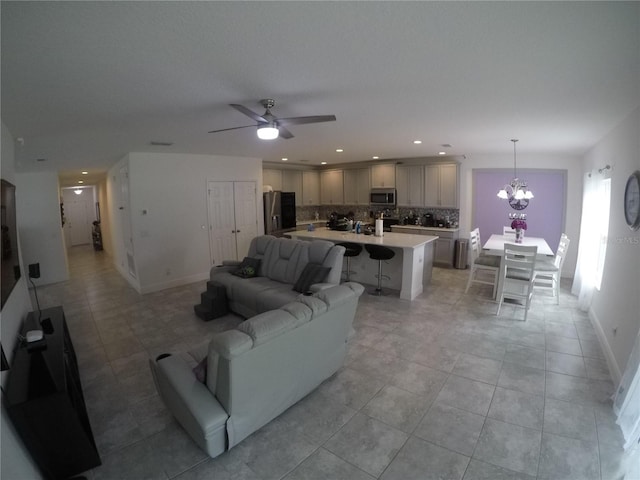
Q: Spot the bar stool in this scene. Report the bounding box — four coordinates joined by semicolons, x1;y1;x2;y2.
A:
364;244;395;295
337;242;363;282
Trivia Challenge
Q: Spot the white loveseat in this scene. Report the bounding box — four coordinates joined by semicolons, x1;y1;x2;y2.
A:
150;281;364;458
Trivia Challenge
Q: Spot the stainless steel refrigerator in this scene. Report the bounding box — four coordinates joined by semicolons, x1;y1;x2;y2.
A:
263;191;296;236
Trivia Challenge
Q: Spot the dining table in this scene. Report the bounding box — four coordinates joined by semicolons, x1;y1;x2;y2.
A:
482;234;555;299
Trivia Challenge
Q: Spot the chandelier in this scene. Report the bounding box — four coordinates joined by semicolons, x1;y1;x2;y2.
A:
497;139;533;209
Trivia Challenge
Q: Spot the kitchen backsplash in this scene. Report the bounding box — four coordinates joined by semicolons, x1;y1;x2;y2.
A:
297;205;459;226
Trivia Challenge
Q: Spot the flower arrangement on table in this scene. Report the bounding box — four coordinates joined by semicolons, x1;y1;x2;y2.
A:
511;219;527;231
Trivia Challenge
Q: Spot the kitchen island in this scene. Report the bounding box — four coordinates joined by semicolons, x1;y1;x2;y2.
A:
289;228;438;300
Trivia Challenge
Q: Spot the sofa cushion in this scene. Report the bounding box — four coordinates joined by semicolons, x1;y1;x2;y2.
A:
255;286;300;314
193;358;207;383
292;263;331;293
263;238;304;284
206;347;220;396
231;257;261;278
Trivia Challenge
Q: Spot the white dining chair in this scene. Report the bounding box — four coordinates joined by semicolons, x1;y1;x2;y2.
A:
465;228;500;298
503;226;516;236
496;243;538;321
533;233;570;304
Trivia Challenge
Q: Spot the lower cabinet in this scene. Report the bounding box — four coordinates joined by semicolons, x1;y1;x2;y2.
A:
391;226;459;268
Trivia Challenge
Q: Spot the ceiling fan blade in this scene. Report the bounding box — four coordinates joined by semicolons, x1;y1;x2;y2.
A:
208;125;256;134
230;104;268;123
276;115;336;126
278;126;294;139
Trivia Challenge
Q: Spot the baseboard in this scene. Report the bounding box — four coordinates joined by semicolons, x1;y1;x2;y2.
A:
139;272;210;295
589;307;622;385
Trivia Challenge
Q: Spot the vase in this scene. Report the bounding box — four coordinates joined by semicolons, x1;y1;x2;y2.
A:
515;228;524;243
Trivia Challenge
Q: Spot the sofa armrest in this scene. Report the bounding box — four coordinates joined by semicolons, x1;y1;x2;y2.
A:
151;355;229;438
221;260;241;267
309;282;335;293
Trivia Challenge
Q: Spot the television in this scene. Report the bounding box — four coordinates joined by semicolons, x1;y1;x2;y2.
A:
1;179;21;309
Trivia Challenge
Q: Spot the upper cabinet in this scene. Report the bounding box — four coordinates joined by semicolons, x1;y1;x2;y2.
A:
320;170;344;205
301;170;320;206
396;165;424;207
282;170;303;206
424;163;459;208
371;164;396;187
343;168;371;205
263;169;282;191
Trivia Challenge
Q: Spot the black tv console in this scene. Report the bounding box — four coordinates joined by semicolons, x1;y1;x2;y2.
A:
4;306;101;479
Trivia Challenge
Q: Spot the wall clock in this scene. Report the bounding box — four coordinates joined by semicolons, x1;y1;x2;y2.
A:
624;170;640;231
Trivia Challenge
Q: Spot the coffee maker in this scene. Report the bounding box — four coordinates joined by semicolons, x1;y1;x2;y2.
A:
422;213;434;227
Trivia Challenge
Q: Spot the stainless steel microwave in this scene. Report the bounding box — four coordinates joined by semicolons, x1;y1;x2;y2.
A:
370;188;396;206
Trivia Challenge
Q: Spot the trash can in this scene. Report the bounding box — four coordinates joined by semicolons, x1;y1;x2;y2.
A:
454;239;468;269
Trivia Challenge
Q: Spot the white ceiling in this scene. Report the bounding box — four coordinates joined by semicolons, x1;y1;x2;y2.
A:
2;1;638;187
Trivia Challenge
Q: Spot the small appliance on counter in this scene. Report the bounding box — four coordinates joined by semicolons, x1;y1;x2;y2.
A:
422;213;434;227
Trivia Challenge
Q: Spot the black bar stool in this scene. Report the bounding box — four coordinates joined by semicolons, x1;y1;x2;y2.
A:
337;242;363;282
364;244;395;295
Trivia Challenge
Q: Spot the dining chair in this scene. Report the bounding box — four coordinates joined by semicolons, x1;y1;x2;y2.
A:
465;228;500;298
496;243;538;321
503;226;516;236
533;233;570;304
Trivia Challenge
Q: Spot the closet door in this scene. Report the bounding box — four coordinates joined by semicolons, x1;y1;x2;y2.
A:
207;181;258;265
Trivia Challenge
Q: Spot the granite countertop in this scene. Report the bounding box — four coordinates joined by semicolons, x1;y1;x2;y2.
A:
289;227;438;249
391;225;459;232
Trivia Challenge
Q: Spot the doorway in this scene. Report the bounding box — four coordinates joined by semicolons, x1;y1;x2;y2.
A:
62;186;96;247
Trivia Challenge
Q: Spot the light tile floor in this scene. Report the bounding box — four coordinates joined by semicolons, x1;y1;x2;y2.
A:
33;245;627;480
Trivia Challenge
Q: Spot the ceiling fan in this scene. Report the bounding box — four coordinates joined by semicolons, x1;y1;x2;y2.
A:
208;99;336;140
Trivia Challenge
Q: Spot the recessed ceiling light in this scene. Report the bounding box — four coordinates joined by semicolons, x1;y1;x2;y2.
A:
281;158;288;161
413;140;422;145
150;141;174;146
81;171;88;175
372;156;379;160
321;161;327;165
335;149;344;153
438;151;446;155
78;180;84;184
36;158;47;162
441;143;453;148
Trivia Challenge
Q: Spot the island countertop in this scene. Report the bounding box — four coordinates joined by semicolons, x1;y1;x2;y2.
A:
289;228;438;248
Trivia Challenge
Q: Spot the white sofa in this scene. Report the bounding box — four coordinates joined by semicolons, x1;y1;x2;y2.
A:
209;235;346;318
150;281;364;458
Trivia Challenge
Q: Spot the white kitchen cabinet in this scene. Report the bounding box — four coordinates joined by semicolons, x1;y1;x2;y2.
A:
396;165;424;207
424;163;458;208
302;170;320;205
343;168;371;205
391;226;459;268
320;169;344;205
262;169;282;191
282;170;303;206
371;164;396;187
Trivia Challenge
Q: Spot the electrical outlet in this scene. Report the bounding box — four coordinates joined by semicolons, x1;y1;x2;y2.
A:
165;268;171;276
612;327;618;336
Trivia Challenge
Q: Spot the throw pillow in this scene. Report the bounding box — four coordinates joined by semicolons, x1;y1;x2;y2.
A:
232;256;261;278
192;357;207;383
293;263;331;293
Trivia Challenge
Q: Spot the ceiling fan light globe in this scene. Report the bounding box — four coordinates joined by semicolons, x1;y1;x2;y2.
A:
257;126;279;140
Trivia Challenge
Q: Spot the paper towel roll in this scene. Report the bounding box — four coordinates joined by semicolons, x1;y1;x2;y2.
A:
375;219;384;237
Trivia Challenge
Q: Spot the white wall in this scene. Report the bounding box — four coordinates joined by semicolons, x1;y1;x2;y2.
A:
0;122;43;479
458;152;583;276
108;152;263;294
15;172;69;285
581;107;640;381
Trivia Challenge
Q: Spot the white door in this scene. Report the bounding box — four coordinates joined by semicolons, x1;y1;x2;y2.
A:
65;193;92;245
208;182;237;266
119;165;136;278
207;181;258;266
233;182;258;259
